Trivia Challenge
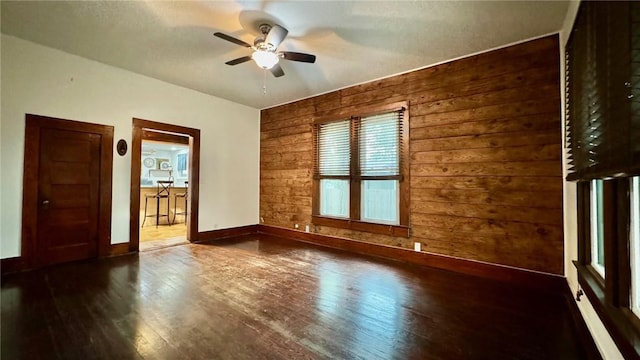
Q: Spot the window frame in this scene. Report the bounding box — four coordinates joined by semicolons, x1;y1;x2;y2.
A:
312;101;410;238
566;1;640;357
575;178;640;359
631;177;640;318
590;179;605;278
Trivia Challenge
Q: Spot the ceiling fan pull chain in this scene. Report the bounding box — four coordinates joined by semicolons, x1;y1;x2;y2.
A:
263;69;268;96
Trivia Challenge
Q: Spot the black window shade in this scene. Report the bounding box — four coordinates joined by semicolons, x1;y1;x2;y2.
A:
565;1;640;181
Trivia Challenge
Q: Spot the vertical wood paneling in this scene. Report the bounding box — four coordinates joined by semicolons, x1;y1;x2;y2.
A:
260;35;563;274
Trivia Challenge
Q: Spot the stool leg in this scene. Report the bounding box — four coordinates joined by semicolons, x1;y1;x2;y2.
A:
168;195;172;226
173;196;177;224
142;197;148;227
156;196;160;228
184;196;188;225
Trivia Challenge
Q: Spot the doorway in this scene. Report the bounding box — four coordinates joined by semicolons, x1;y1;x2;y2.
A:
139;133;189;250
130;118;200;252
21;114;113;268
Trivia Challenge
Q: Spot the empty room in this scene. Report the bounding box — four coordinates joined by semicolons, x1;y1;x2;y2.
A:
1;1;638;359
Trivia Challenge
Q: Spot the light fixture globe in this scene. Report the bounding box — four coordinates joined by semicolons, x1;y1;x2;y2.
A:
252;50;279;69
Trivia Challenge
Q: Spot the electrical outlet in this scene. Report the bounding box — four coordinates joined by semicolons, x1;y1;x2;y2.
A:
305;225;310;233
294;224;299;229
414;242;421;252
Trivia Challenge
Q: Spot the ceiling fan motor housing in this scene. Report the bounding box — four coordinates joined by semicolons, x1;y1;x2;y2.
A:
255;24;275;51
215;22;315;77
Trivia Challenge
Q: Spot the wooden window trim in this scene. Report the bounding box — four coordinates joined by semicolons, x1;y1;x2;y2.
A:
312;215;410;238
575;179;640;360
312;101;410;237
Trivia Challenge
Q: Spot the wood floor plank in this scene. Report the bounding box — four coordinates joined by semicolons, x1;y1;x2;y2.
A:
2;235;592;359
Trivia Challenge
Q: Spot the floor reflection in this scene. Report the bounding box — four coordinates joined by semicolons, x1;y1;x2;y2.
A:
1;235;587;359
315;259;408;359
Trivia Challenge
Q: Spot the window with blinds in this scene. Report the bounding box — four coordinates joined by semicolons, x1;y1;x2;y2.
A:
317;119;351;218
565;1;640;180
313;105;408;228
358;112;403;224
569;3;640;358
318;120;350;177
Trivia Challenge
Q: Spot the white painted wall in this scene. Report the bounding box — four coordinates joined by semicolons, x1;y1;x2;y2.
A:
559;2;624;359
0;34;260;258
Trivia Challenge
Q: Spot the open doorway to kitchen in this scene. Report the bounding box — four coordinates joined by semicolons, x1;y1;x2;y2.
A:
139;134;190;251
130;118;200;252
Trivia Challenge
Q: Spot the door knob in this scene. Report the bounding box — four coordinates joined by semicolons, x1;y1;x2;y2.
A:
41;200;50;208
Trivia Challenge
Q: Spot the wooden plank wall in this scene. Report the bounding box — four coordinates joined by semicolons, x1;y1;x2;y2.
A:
260;35;563;274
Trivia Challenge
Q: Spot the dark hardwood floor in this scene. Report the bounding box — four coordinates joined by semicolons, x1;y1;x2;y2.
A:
2;234;590;359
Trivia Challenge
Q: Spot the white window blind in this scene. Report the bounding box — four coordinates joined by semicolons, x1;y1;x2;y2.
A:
359;112;401;177
317;120;350;177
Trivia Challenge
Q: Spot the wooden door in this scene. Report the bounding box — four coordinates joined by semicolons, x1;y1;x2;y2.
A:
19;114;113;271
37;128;102;265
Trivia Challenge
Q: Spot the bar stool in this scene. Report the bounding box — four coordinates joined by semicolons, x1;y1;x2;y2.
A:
142;180;173;228
173;181;188;225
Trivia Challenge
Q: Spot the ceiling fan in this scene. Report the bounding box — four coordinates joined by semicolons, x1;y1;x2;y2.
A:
214;24;316;78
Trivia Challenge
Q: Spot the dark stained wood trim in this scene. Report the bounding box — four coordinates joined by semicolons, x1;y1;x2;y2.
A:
188;133;200;243
614;179;631;308
108;243;132;257
603;180;617;305
258;224;565;292
399;104;410;227
312;215;410;238
99;123;114;258
130;125;142;252
561;281;604;360
577;181;589;264
21;114;114;269
130;118;201;252
197;225;259;243
313;101;407;124
1;257;26;275
576;261;640;360
349;117;361;221
142;130;189;144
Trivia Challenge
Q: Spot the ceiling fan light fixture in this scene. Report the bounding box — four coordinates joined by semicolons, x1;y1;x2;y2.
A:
252;50;279;69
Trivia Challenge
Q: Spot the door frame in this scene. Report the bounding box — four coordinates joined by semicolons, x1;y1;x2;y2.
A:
21;114;114;269
130;118;200;251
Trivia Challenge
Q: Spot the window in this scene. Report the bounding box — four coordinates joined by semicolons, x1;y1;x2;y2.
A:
318;119;350;218
590;179;605;277
567;1;640;358
359;113;401;225
631;177;640;318
177;152;188;177
313;103;409;237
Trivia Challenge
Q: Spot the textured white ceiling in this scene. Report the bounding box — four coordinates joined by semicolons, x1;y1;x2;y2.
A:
1;1;569;109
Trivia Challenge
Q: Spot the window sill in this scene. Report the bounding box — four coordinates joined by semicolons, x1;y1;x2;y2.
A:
574;261;640;359
312;215;410;238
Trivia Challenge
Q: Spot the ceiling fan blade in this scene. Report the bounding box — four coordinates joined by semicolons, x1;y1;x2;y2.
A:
225;56;252;65
265;24;288;49
270;64;285;77
213;32;252;48
280;51;316;63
